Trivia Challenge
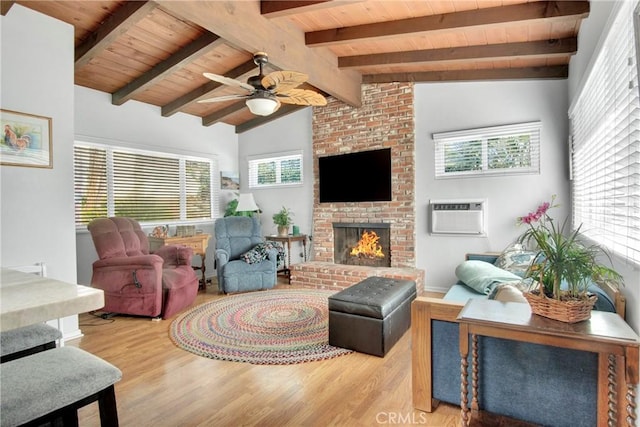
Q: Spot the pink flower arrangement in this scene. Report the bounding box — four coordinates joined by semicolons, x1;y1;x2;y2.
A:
516;194;622;301
517;195;557;226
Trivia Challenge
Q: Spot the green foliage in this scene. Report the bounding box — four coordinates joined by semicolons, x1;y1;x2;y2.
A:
281;158;301;183
518;196;623;300
272;206;293;226
224;198;258;217
224;199;240;217
257;162;276;185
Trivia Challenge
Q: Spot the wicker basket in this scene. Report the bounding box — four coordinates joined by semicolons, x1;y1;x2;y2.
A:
523;291;597;323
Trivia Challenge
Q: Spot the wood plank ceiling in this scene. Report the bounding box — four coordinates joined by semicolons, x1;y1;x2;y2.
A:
2;1;589;133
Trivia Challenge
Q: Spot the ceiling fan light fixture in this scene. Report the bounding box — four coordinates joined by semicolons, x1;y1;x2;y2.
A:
245;97;278;116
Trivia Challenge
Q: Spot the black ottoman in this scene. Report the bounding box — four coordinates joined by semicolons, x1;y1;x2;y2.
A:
328;276;417;357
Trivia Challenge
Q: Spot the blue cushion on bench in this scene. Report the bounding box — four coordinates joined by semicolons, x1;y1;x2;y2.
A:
455;260;522;295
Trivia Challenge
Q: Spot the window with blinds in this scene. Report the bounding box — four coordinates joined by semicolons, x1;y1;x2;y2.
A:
568;1;640;265
248;151;303;188
74;142;217;227
433;121;541;179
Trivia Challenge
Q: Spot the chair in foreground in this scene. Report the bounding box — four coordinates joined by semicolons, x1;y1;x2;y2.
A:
214;216;277;294
1;346;121;426
88;217;199;319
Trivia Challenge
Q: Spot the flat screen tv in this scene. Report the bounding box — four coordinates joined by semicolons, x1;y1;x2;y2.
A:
319;148;392;203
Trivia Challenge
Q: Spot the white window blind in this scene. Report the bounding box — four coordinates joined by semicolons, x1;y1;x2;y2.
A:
433;121;541;178
112;150;181;221
248;151;303;188
569;0;640;265
74;142;218;227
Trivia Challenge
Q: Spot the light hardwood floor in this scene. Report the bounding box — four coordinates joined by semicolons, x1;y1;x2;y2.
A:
68;281;459;427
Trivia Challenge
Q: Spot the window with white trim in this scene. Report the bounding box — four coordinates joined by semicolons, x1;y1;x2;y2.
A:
433;121;541;178
73;142;218;227
248;151;303;188
569;0;640;265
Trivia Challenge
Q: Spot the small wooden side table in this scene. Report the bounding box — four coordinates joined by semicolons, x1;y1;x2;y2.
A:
264;234;307;283
148;234;211;289
457;299;639;427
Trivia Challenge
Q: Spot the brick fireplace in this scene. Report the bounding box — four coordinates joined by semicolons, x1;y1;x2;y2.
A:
290;83;424;291
333;222;390;267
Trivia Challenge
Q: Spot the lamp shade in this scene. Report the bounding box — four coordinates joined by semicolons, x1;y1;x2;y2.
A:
236;193;259;212
246;97;278;116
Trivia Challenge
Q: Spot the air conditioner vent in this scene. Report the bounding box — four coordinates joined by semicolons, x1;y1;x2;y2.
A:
429;199;487;236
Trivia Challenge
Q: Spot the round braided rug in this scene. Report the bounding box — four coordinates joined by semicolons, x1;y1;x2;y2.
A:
170;289;353;365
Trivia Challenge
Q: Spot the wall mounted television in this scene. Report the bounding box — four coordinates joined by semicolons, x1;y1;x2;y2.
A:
318;148;392;203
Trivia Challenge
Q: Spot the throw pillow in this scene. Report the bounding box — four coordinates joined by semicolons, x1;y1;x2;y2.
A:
495;243;538;278
241;243;269;264
241;241;285;265
488;283;528;303
455;260;522;295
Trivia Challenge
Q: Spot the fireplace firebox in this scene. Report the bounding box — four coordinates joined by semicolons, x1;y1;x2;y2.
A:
333;223;391;267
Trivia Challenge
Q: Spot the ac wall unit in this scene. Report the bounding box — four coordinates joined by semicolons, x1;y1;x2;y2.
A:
429;199;487;236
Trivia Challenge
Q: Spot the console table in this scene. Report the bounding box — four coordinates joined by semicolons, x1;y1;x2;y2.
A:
265;234;307;283
457;299;639;427
148;234;210;288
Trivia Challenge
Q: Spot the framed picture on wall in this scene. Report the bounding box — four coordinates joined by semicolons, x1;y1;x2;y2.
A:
1;109;53;168
220;170;239;190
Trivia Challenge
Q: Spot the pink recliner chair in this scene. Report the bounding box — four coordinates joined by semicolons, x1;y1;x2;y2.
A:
87;217;199;319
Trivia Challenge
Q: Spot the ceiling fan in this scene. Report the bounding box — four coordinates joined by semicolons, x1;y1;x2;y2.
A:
198;52;327;116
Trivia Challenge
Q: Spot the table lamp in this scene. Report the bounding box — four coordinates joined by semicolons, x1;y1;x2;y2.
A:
235;193;259;217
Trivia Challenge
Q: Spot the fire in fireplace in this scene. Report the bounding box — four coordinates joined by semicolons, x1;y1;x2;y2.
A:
333;223;391;267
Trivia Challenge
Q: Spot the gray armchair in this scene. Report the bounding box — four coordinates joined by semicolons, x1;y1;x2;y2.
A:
214;216;277;293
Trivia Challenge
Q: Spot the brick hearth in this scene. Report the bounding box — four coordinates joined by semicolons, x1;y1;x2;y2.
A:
290;262;424;293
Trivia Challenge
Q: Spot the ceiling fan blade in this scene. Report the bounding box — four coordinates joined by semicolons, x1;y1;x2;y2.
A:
277;89;327;106
203;72;254;92
262;71;308;92
197;94;250;103
273;98;282;113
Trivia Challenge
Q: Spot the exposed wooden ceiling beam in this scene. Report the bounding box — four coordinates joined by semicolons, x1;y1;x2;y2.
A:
363;65;569;83
260;0;335;18
340;38;577;69
306;1;589;47
202;103;247;127
112;33;224;106
1;1;15;16
75;1;158;71
156;0;362;107
162;60;257;117
235;105;303;133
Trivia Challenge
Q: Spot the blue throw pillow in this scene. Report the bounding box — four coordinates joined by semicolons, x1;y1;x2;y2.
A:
455;260;523;295
495;243;538;277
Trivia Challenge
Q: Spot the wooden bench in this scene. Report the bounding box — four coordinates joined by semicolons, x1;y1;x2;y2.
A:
1;346;122;426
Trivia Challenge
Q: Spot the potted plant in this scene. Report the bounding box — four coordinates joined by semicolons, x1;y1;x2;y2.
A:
272;206;293;236
517;195;623;323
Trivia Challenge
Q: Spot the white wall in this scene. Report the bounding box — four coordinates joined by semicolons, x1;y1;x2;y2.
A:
74;86;238;285
238;108;314;265
415;80;570;292
568;0;640;335
1;5;79;339
236;84;570;280
568;1;616;101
